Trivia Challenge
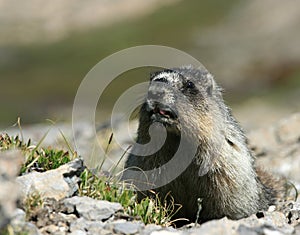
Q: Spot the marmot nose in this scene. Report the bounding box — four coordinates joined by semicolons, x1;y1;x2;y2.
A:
147;89;165;101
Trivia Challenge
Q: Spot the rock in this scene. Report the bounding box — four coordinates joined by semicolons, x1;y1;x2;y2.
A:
187;218;236;235
16;158;85;200
111;220;144;234
276;113;300;144
62;196;123;221
141;224;163;235
9;209;41;235
39;224;67;235
186;212;294;235
150;231;182;235
0;150;23;230
280;199;300;227
70;230;87;235
295;225;300;235
248;113;300;187
236;225;257;235
69;217;105;234
254;212;294;234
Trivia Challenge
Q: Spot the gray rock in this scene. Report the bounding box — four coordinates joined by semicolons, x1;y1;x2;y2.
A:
69;230;87;235
39;224;66;235
12;222;41;235
141;224;163;235
16;158;84;200
10;209;41;235
112;221;144;234
283;201;300;227
250;212;294;235
70;217;118;235
276;113;300;144
150;231;183;235
69;217;105;233
237;225;258;235
295;225;300;235
86;223;112;235
187;218;236;235
0;150;23;229
63;196;122;221
248;113;300;186
186;212;294;235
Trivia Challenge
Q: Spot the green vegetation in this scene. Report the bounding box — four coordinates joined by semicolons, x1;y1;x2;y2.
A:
79;168;182;226
23;192;43;220
0;132;182;226
0;133;74;174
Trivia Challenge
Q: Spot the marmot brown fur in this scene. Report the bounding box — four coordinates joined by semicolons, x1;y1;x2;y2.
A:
123;66;286;223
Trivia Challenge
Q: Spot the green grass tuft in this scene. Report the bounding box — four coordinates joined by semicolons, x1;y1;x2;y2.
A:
23;192;43;220
79;168;182;226
0;133;74;174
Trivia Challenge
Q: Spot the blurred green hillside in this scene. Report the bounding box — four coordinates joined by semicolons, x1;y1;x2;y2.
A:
0;0;238;126
1;0;299;129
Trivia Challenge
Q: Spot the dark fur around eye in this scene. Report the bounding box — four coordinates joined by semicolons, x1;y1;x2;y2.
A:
181;80;198;97
186;81;195;89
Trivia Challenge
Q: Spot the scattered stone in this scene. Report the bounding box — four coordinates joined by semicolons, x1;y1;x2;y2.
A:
281;200;300;227
187;212;294;235
295;225;300;235
268;206;276;213
150;231;182;235
0;150;23;230
69;217;105;234
70;230;87;235
39;224;67;235
112;220;144;234
275;113;300;144
237;225;257;235
63;196;123;221
9;209;41;235
248;113;300;186
2;112;300;234
141;224;163;235
16;158;85;201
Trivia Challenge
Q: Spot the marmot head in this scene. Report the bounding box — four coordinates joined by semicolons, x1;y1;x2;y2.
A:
140;66;223;142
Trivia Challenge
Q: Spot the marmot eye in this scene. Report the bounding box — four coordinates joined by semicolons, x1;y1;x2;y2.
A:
186;81;195;89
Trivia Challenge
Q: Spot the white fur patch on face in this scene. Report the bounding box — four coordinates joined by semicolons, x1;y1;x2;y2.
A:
153;72;181;84
206;73;214;80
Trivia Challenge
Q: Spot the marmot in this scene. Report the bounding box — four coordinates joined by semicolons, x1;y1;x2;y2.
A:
122;66;286;223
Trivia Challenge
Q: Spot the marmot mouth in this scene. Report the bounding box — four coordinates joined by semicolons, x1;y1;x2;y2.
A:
149;105;177;121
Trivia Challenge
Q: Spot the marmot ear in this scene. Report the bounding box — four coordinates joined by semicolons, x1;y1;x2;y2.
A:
206;74;215;96
150;68;175;81
150;71;160;81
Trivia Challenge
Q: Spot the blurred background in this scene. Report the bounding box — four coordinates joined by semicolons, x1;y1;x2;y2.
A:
1;0;300;131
